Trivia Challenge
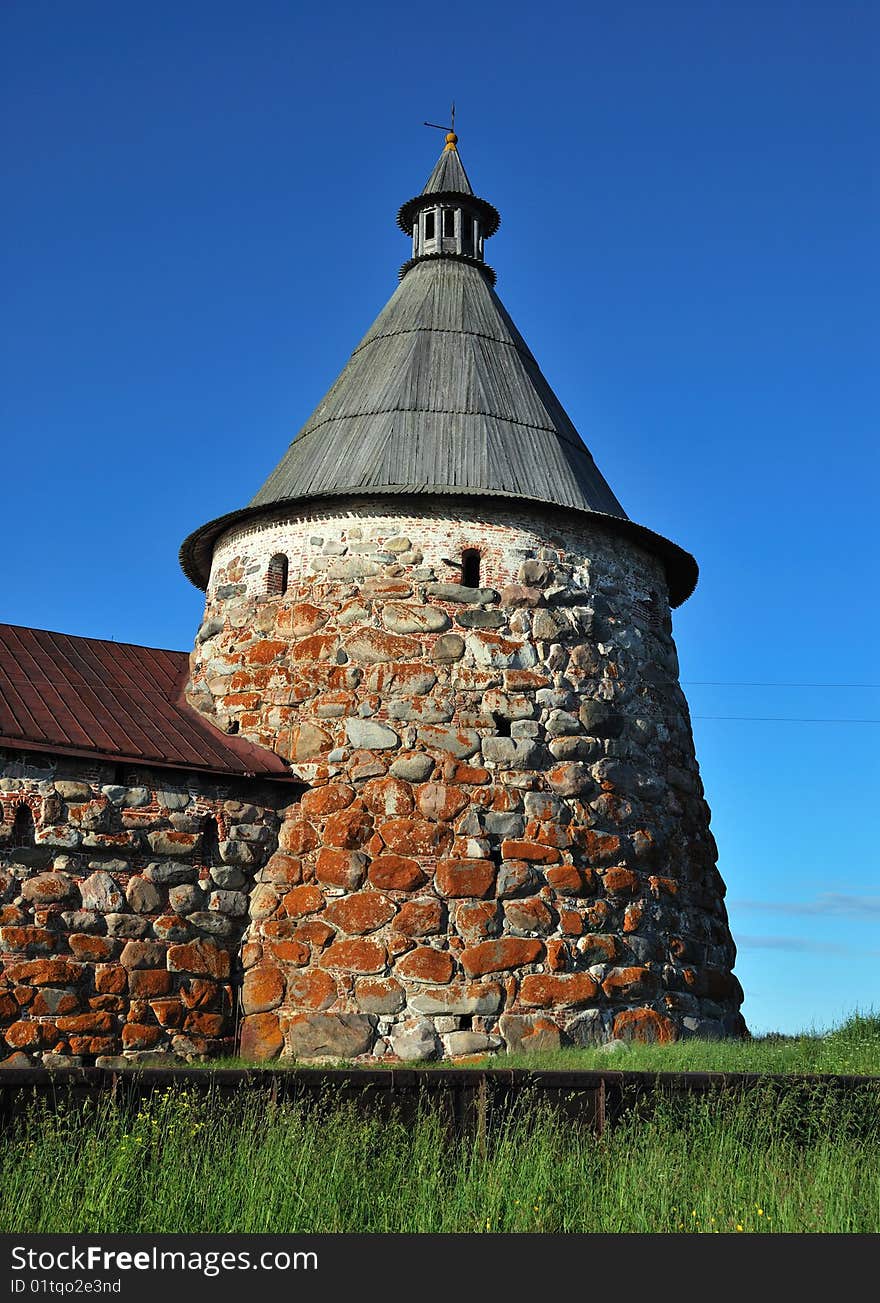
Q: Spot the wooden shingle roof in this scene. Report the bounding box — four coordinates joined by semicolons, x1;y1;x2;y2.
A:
180;143;698;605
0;624;294;781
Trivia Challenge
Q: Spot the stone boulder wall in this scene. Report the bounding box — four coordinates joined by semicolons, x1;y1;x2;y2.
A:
187;499;746;1061
0;753;289;1065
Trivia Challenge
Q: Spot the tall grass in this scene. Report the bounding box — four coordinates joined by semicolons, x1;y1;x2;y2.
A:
1;1077;876;1233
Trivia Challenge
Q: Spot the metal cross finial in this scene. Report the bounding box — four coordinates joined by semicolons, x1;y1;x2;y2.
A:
424;101;456;135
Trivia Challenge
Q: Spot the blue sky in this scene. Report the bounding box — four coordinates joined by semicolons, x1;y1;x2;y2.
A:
2;1;877;1034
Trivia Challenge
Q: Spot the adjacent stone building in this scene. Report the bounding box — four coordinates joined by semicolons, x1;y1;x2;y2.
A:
1;135;745;1064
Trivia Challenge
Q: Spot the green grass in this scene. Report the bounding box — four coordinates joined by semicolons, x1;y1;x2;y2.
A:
1;1013;876;1233
201;1011;880;1076
0;1077;876;1233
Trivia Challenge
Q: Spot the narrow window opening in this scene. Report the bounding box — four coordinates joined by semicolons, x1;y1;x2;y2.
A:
461;218;474;255
11;804;35;849
443;208;455;238
424;210;435;241
200;815;221;868
266;553;289;597
635;591;663;631
461;549;481;588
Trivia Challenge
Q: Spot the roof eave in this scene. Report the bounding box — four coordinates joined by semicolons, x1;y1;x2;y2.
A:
0;735;299;784
397;192;501;238
180;491;698;607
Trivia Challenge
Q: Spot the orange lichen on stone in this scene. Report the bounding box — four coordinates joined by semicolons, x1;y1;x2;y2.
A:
434;859;495;899
395;946;455;984
324;892;396;935
519;971;598;1007
612;1008;678;1044
460;938;544;976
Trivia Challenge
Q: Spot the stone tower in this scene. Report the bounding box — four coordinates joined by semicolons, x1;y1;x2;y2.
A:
181;134;745;1060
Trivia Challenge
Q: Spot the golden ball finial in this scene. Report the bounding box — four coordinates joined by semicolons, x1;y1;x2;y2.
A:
444;131;458;151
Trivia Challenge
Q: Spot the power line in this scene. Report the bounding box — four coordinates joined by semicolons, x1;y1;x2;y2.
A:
692;715;880;724
683;681;880;689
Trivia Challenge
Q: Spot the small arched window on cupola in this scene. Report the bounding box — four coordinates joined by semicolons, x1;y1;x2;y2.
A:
266;553;289;598
199;814;221;868
461;549;481;588
11;803;35;849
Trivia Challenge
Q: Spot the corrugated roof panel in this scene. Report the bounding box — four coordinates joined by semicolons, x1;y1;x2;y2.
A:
0;624;294;780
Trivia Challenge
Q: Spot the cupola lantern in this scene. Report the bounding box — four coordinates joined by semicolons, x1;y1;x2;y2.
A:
397;131;501;283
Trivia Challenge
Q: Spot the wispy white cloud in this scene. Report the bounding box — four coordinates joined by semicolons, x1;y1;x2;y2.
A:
737;933;880;957
730;894;880;919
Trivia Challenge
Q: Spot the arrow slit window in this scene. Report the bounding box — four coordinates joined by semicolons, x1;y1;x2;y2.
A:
461;549;481;588
266;553;289;597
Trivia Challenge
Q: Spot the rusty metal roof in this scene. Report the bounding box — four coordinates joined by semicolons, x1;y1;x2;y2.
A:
0;624;293;781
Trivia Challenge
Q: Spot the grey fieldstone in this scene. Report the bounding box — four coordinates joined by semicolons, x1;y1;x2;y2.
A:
467;635;537;670
545;710;581;737
60;910;105;934
188;911;235;937
567;1009;614;1046
416;725;480;759
383;603;450;634
154;790;191;812
523;791;567;821
54;781;92;801
210;866;247;890
143;861;197;886
482;812;524;838
441;1031;502;1057
532;609;570;641
197;617;225;643
322;557;382;580
499;1014;561;1055
346;719;399;750
287;1013;375;1060
424;583;498;605
169;884;205;915
147;830;196;857
125;877;163;914
454;609;507;629
390;1020;438;1061
209;889;248;916
431;633;465;663
20;873;74;904
387;698;454;724
496;862;535;897
548;737;602;761
518;559;553;587
219;840;258;867
120;940;165;969
80;871;124;914
480;737;541;769
389;753;435;782
579;702;625;738
408;986;501;1016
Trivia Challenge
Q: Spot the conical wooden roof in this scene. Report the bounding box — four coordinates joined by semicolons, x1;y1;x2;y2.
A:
180;143;698;604
422;142;474;195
